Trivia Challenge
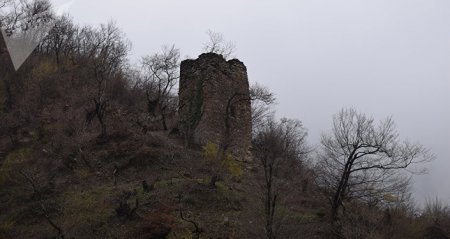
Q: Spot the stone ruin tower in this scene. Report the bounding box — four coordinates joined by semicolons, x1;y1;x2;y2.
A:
178;53;252;159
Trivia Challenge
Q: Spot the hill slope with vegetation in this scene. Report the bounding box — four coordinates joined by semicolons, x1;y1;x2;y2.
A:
0;1;449;238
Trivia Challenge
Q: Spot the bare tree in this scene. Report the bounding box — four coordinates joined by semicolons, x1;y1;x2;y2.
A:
0;1;11;66
38;14;77;65
253;118;309;239
250;83;276;135
141;45;180;130
203;29;236;59
176;193;203;239
201;84;276;188
0;0;11;8
225;83;275;145
315;108;433;235
84;21;130;137
0;0;53;36
0;0;53;110
0;0;12;22
19;170;65;239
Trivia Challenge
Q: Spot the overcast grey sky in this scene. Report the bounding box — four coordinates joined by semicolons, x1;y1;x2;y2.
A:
61;0;450;205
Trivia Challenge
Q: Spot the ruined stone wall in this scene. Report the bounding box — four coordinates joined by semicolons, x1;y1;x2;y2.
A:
178;53;252;159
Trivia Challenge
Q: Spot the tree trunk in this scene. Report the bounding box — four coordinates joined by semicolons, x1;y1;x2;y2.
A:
161;113;168;131
95;100;107;138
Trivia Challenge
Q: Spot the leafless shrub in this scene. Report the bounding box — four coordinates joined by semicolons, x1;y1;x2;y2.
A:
203;29;236;59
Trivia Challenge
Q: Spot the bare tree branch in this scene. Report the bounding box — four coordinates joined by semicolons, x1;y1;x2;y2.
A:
315;108;434;229
203;29;236;59
141;45;180;130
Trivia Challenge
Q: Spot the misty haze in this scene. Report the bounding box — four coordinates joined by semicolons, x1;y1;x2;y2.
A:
1;0;449;238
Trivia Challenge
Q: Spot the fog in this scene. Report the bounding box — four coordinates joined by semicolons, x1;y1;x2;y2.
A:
61;0;450;205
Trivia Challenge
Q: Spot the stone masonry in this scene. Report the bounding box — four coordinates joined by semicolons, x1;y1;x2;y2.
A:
178;53;252;159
